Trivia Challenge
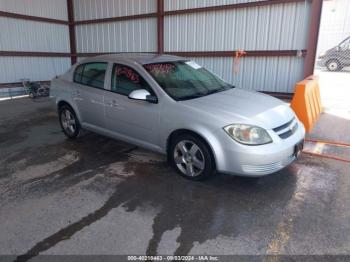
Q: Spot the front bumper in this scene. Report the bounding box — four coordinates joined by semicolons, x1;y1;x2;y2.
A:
213;121;306;177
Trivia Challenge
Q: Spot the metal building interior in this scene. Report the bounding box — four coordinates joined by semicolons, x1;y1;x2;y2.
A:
1;0;320;94
0;0;349;260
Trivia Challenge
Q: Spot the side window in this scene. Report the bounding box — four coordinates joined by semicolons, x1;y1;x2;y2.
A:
81;63;108;89
74;62;108;89
73;64;84;83
111;64;154;96
340;39;350;51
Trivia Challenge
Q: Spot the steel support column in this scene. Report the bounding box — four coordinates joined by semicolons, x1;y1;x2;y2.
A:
304;0;323;78
67;0;77;65
157;0;165;54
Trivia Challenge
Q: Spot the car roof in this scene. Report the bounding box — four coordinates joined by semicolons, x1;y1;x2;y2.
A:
81;53;188;65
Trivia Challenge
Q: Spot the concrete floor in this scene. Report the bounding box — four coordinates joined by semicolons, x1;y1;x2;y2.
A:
316;68;350;114
0;98;349;260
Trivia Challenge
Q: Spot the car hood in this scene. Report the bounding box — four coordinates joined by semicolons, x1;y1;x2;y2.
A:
180;88;295;129
325;47;336;54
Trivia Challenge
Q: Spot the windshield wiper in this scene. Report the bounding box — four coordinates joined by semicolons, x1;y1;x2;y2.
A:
178;85;235;101
205;89;224;95
205;86;234;96
178;94;205;101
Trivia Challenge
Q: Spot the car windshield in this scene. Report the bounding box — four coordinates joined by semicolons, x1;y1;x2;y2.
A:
143;61;234;101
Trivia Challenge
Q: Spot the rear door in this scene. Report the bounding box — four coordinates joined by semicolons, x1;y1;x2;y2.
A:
72;62;108;129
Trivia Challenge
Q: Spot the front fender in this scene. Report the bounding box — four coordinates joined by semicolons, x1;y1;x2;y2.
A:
161;124;226;170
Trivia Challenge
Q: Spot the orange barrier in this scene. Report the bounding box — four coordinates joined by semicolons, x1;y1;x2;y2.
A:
290;75;323;133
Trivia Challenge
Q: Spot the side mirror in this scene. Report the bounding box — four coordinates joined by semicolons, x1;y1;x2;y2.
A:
128;89;158;104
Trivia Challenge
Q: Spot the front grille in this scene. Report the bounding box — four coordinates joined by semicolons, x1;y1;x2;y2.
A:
273;117;298;139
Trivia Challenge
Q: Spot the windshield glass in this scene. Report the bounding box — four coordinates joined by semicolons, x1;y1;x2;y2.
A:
143;61;234;101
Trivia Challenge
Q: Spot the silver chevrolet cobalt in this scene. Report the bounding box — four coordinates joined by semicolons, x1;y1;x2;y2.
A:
51;54;305;180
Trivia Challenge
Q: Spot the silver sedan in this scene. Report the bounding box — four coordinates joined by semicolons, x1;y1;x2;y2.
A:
51;54;305;180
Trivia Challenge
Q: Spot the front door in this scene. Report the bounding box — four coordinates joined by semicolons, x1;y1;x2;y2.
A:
104;64;161;150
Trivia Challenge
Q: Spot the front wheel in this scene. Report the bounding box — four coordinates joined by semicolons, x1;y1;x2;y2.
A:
59;105;81;139
170;134;215;181
326;59;342;71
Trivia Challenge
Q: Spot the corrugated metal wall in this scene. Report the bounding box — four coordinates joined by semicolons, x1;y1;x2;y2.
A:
0;57;70;84
0;18;69;52
165;3;309;51
74;0;157;53
0;0;70;84
0;0;312;94
165;0;265;11
0;0;68;20
74;0;156;20
191;56;304;93
73;0;310;93
165;0;310;92
75;19;157;53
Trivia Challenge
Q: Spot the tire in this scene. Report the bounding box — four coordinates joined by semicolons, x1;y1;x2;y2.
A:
59;105;81;139
169;134;215;181
326;59;342;71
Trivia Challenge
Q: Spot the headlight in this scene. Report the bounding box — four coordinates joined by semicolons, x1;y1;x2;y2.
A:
224;124;272;145
318;52;326;58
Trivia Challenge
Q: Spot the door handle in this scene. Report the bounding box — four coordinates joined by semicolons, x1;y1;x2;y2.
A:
72;90;80;96
106;100;119;107
112;100;119;107
91;99;104;105
72;90;82;101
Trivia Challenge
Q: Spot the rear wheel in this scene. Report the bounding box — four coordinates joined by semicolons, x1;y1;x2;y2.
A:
170;134;214;181
59;105;81;139
326;59;342;71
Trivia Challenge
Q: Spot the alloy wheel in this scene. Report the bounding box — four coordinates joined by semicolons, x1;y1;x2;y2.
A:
328;61;339;71
61;109;76;136
173;140;205;177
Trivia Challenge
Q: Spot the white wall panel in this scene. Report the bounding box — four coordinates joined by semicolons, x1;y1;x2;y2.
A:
165;1;310;52
74;0;157;21
0;18;70;52
317;0;350;54
190;56;304;93
0;0;70;84
0;0;68;20
76;18;157;53
0;0;311;92
165;0;265;11
0;57;70;83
